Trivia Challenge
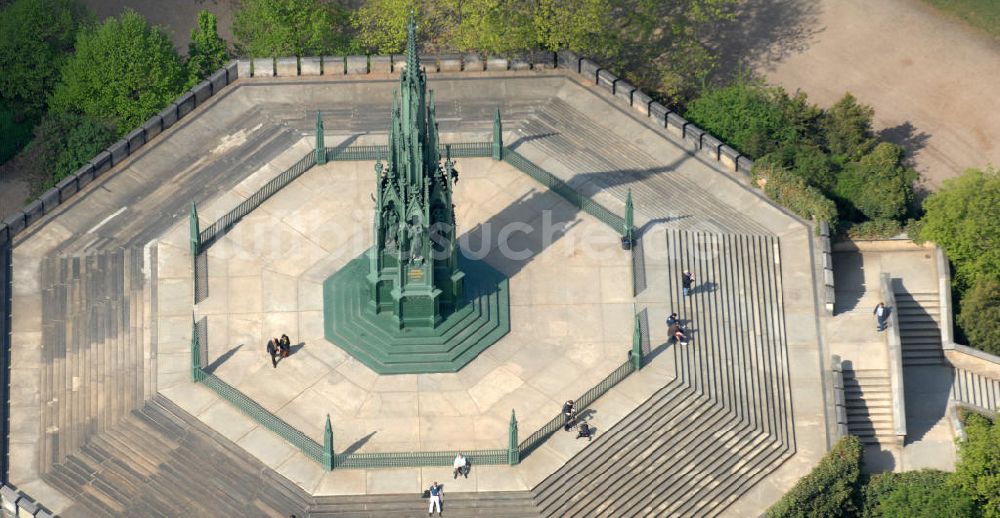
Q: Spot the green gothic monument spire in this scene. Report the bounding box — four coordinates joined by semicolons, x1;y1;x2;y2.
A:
323;16;509;374
367;15;464;327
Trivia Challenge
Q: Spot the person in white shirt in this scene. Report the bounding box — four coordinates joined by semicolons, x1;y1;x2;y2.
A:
453;453;468;479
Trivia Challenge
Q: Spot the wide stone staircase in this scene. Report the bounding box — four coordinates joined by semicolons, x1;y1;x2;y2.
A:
38;247;152;472
42;394;539;517
893;290;945;366
841;368;895;445
530;230;794;517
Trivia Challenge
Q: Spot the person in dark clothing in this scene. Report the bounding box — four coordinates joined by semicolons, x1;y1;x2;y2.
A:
682;270;695;296
576;422;593;441
266;338;278;368
666;313;679;327
563;400;576;431
279;334;291;358
669;324;689;346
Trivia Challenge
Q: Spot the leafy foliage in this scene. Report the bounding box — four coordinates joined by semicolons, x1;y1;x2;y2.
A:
0;101;35;164
822;93;877;162
186;10;229;87
860;470;976;518
753;163;838;231
846;219;904;240
917;167;1000;290
833;142;917;221
0;0;89;117
954;412;1000;517
234;0;352;57
21;111;115;193
767;435;862;517
351;0;421;53
48;10;186;136
685;80;807;158
957;275;1000;356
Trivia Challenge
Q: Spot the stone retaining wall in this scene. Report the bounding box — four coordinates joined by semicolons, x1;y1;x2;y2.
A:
820;221;835;313
1;484;54;518
937;245;1000;376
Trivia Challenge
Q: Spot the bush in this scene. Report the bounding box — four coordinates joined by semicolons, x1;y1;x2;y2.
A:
954;412;1000;516
0;0;89;117
957;276;1000;356
767;435;862;517
234;0;352;57
860;470;976;518
754;163;839;231
48;10;186;136
917;167;1000;291
685;80;809;158
758;142;836;191
833;142;917;221
822;93;877;163
846;219;904;240
21;112;115;193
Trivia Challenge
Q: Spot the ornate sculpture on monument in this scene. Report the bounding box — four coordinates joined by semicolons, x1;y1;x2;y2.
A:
366;17;464;328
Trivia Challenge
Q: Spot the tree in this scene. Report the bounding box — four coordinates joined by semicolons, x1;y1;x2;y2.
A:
767;435;862;517
233;0;351;57
449;0;535;55
615;0;738;104
860;470;976;518
532;0;618;58
0;0;89;117
351;0;419;54
833;142;917;221
21;112;115;193
957;275;1000;356
953;412;1000;516
822;93;877;162
48;10;186;135
917;167;1000;290
186;10;229;87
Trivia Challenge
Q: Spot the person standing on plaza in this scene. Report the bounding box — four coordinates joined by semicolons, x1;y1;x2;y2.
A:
266;338;278;368
428;481;443;516
874;302;887;331
682;270;695;296
453;453;468;479
563;400;576;431
279;334;291;358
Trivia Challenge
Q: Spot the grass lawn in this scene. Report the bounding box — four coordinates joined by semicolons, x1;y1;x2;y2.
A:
923;0;1000;40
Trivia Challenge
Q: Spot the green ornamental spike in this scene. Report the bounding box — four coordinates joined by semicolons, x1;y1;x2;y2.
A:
191;315;203;382
508;409;519;465
492;107;503;160
631;312;643;370
323;414;334;470
624;188;634;238
316;111;326;165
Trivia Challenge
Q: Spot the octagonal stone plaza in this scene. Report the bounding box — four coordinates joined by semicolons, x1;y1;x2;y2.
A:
6;66;828;517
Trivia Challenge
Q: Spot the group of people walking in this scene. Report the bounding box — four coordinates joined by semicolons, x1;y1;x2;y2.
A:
265;334;292;368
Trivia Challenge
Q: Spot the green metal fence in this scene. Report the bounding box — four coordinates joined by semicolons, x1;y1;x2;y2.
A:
335;449;508;469
186;136;645;470
199;152;317;247
325;142;492;162
503;149;627;235
519;359;635;457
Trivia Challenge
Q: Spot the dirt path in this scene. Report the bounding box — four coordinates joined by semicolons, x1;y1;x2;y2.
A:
738;0;1000;190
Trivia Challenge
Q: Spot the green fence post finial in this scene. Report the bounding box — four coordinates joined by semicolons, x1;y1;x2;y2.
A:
631;312;643;370
508;409;519;465
323;414;334;470
315;111;327;165
189;202;200;256
492;107;503;161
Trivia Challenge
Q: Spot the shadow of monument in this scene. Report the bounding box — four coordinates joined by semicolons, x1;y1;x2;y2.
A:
457;188;584;280
832;250;867;315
